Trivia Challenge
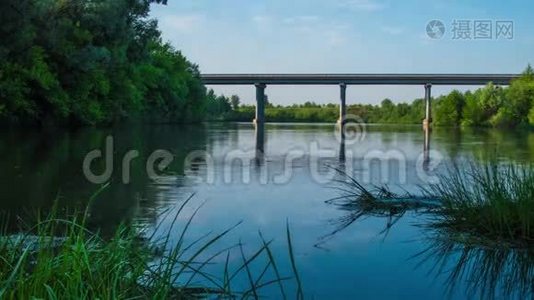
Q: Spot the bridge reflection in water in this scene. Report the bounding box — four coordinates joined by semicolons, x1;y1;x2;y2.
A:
251;124;434;181
254;122;265;166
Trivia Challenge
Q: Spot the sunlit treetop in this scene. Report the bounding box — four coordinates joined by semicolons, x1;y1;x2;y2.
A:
523;64;534;79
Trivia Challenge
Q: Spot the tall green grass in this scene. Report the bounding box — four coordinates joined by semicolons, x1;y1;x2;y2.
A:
328;163;534;298
0;195;302;299
426;163;534;246
330;163;534;247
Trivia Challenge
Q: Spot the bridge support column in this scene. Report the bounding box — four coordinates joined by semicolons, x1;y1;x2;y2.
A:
254;83;266;164
338;83;347;128
423;83;432;130
254;83;266;125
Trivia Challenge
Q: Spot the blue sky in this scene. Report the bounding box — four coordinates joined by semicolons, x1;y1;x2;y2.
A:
150;0;534;105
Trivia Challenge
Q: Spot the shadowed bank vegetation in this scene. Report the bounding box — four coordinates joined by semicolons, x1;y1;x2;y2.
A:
0;195;303;299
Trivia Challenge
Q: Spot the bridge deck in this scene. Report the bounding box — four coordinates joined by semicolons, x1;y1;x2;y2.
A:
201;74;519;85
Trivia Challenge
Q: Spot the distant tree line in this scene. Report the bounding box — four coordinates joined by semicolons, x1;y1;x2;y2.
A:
209;66;534;128
434;66;534;128
0;0;206;126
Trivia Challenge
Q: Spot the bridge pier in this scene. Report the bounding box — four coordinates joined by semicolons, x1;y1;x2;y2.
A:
338;83;347;128
423;83;432;129
254;83;266;125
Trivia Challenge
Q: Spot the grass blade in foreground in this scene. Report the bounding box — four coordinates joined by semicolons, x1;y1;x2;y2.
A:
0;193;303;299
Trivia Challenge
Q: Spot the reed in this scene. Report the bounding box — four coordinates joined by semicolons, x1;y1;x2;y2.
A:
0;195;302;299
427;163;534;246
330;163;534;247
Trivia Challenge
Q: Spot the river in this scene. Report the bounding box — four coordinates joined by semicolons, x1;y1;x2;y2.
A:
1;122;533;299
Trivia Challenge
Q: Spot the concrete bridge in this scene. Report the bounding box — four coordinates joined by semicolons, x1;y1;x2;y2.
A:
201;73;519;129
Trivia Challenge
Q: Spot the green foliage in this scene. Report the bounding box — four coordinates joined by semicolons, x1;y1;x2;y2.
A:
460;68;534;128
506;65;534;127
456;68;534;128
479;83;504;118
435;90;465;126
230;95;240;111
490;106;516;128
0;0;206;126
331;164;534;299
333;161;534;246
138;42;206;123
528;107;534;126
205;90;234;119
0;196;302;298
214;100;425;124
429;163;534;246
461;91;485;126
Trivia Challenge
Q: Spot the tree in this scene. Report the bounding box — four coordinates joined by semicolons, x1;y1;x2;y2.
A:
435;90;465;126
230;95;240;111
478;83;504;119
462;91;485;127
523;64;534;78
505;65;534;126
380;98;394;109
0;0;206;125
264;95;272;108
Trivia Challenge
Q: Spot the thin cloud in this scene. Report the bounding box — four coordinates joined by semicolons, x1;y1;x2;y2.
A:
381;26;404;35
160;14;205;33
282;16;322;33
252;15;274;31
252;15;272;24
283;15;321;25
325;30;348;47
339;0;387;12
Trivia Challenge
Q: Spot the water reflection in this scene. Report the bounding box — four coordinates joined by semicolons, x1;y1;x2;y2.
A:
254;122;265;166
320;179;438;247
318;195;409;247
339;136;346;164
324;181;534;299
3;123;534;298
416;232;534;299
323;164;534;299
321;126;439;244
0;124;209;234
423;126;430;171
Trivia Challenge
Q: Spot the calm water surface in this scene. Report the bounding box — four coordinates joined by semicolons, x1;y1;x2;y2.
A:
1;123;533;299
